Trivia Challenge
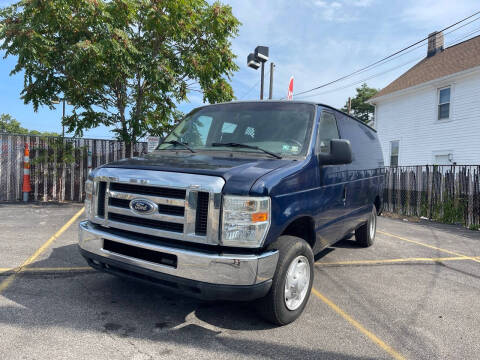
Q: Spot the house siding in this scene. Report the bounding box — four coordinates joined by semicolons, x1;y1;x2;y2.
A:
375;70;480;166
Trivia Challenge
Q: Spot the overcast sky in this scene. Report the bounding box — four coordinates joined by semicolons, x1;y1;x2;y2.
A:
0;0;479;138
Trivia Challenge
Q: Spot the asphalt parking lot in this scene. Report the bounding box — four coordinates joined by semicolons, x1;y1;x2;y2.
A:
1;204;479;360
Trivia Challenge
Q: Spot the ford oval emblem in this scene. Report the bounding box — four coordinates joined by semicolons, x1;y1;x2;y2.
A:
129;198;157;215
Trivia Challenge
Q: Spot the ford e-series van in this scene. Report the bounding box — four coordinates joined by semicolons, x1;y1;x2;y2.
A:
79;101;384;325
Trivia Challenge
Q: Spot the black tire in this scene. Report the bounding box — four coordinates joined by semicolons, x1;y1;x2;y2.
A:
257;235;314;325
355;205;377;247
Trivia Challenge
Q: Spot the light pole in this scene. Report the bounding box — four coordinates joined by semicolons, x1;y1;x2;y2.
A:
52;98;71;137
247;46;274;100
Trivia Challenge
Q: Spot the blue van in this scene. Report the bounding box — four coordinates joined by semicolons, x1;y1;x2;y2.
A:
79;101;384;325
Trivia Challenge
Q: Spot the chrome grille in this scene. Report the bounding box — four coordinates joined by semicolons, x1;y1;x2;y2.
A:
195;192;209;236
88;168;224;245
110;182;186;199
97;182;107;218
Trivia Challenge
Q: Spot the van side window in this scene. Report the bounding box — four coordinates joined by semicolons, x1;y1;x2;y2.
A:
317;112;339;153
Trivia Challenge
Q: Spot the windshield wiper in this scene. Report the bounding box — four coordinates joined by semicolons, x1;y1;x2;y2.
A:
211;142;282;159
162;140;196;153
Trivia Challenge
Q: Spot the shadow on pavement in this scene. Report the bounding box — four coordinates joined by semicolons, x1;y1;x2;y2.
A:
0;244;376;360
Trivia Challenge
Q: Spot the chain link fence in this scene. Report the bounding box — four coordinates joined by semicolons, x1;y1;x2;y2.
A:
384;165;480;229
0;134;147;202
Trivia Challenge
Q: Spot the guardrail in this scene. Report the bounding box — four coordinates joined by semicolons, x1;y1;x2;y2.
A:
384;165;480;229
0;134;147;202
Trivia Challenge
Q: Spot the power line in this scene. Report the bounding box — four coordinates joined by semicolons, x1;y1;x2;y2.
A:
292;10;480;98
239;79;261;100
322;15;480;83
296;57;421;100
239;68;271;100
295;27;480;100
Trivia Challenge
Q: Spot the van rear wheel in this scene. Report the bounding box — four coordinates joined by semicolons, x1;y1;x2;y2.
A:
256;235;314;325
355;205;377;247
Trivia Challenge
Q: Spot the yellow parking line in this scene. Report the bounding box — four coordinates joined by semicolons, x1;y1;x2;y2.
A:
0;207;85;294
377;230;480;264
0;267;92;274
311;287;406;360
316;256;470;266
24;267;93;272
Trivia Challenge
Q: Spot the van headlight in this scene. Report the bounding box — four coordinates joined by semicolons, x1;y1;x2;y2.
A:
221;196;271;248
84;179;94;219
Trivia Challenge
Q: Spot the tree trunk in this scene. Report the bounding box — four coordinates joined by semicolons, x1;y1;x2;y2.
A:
125;141;132;158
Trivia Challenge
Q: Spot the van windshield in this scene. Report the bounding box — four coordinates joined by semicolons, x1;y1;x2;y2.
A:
157;102;315;157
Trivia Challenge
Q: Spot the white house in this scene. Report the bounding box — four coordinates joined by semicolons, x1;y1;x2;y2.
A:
369;32;480;166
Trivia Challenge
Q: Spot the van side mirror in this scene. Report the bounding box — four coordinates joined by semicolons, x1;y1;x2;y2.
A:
318;139;353;165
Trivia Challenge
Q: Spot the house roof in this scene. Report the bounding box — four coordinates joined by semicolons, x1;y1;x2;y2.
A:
371;35;480;100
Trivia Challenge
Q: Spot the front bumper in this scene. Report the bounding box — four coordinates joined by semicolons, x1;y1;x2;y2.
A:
78;221;279;300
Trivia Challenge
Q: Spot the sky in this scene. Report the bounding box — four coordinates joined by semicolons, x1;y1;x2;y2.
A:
0;0;479;139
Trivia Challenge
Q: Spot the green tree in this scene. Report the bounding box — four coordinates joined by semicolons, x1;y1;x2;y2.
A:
0;0;240;149
0;113;28;134
342;83;378;124
0;113;59;136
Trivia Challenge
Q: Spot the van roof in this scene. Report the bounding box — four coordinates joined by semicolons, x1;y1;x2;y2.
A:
196;100;377;133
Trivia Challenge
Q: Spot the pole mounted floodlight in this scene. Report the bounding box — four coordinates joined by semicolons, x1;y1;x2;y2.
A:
247;46;271;100
247;53;260;70
254;46;269;62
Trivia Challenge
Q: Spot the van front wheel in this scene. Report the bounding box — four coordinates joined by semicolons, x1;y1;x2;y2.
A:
355;205;377;247
257;236;314;325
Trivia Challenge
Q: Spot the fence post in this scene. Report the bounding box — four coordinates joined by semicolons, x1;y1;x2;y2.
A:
467;168;472;228
476;166;480;227
33;137;38;201
6;136;12;201
79;139;84;202
426;166;432;218
52;138;57;201
440;167;445;219
42;138;48;201
70;141;75;201
113;141;118;162
388;168;393;212
416;166;421;216
398;168;402;214
406;169;411;215
61;137;66;202
15;136;22;200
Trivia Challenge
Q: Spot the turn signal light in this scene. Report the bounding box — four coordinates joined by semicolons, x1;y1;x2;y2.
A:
251;212;268;222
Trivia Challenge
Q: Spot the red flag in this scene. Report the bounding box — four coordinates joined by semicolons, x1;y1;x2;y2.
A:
287;77;294;100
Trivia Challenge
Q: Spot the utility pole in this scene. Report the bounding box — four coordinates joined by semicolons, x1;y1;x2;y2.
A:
53;97;70;136
347;97;351;114
269;62;275;100
260;61;265;100
62;98;66;137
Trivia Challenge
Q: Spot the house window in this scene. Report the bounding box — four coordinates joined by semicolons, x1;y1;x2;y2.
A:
390;140;399;167
438;86;450;120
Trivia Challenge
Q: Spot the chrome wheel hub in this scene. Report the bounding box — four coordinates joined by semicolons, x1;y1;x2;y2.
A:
284;255;310;311
370;211;376;239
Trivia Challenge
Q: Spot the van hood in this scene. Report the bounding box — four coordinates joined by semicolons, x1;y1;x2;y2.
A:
101;151;294;195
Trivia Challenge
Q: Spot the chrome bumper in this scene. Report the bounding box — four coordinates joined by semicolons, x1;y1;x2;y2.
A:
78;221;278;286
